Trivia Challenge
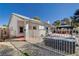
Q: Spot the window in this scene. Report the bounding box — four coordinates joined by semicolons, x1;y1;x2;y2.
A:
39;25;44;29
33;26;37;30
19;27;24;33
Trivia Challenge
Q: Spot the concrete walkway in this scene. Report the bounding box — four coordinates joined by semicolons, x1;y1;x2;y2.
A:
0;42;23;56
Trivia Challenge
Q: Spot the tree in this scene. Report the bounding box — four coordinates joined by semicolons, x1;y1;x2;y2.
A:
74;9;79;15
62;18;71;25
3;24;8;27
54;20;61;27
33;16;40;21
70;9;79;28
70;16;74;26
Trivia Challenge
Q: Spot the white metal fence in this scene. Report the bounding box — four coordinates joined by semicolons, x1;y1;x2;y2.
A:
44;35;75;54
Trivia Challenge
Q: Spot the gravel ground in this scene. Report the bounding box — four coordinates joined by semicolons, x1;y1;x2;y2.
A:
21;43;64;56
10;41;65;56
0;42;23;56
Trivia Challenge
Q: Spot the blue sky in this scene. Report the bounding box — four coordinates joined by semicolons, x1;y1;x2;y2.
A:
0;3;79;26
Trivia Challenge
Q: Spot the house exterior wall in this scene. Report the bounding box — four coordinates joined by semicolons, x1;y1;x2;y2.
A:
9;15;18;37
25;24;29;39
9;14;26;38
39;25;46;37
25;22;46;38
9;14;30;38
31;23;46;37
0;28;1;39
25;23;39;38
25;23;47;43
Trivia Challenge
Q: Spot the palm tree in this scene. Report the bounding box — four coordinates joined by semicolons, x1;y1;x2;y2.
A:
54;20;61;27
74;9;79;15
70;9;79;28
70;16;76;27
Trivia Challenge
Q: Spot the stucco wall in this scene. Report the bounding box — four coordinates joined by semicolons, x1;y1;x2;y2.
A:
9;14;27;38
0;29;1;39
25;23;46;38
9;15;18;37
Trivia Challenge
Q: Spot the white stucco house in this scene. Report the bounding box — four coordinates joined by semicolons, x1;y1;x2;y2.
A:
8;13;52;41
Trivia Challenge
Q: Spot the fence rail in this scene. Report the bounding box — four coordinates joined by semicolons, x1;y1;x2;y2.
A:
44;35;75;54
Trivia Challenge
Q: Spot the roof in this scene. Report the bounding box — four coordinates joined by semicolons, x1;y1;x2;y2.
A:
12;13;31;20
8;13;52;27
12;13;41;21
